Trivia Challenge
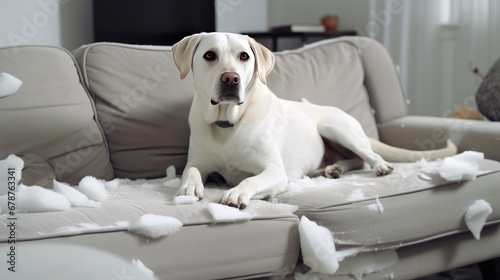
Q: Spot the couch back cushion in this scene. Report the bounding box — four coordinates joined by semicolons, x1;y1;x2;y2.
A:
267;39;379;139
0;46;113;185
73;44;193;179
73;38;380;179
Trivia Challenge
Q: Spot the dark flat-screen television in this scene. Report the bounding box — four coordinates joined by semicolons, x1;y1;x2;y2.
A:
94;0;215;46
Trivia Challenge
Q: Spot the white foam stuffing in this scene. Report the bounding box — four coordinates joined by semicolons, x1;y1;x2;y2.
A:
0;184;70;213
132;259;156;279
166;165;176;181
163;165;182;189
418;173;432;181
298;216;339;274
128;214;183;239
439;151;484;181
163;178;182;189
465;199;493;240
51;222;121;236
367;196;384;214
383;272;395;279
334;250;399;278
208;202;253;223
173;195;198;205
0;72;23;97
346;189;365;201
78;176;108;201
0;154;24;196
53;180;100;207
102;178;121;189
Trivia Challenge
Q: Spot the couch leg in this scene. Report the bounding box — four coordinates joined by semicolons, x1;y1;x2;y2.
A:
479;258;500;280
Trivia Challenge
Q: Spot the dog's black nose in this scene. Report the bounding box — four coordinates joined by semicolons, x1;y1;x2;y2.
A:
221;72;240;86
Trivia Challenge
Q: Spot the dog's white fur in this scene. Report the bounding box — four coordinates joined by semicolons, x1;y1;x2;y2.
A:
172;32;457;209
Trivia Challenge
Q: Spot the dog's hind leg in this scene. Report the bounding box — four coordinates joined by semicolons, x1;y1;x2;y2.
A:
318;112;394;176
325;158;364;179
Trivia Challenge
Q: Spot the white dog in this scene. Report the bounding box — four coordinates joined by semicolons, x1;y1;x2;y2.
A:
172;33;456;209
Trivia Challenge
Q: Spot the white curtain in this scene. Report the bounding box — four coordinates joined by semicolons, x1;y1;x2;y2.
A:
368;0;500;117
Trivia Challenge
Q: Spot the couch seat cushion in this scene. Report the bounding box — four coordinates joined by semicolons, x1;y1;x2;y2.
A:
0;178;299;280
275;159;500;253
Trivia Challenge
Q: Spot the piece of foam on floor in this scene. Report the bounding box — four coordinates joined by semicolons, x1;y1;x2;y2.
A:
439;151;484;182
334;250;399;279
53;180;100;207
0;72;23;97
128;214;183;239
173;195;198;205
208;203;253;223
0;184;71;213
298;215;339;274
464;199;493;240
78;176;108;201
0;154;24;196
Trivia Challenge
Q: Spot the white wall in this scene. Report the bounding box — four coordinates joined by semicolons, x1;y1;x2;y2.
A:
0;0;93;50
215;0;268;33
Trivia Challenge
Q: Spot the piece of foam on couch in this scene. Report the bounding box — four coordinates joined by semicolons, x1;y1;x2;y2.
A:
166;165;176;181
0;184;71;213
0;72;23;97
208;202;253;223
163;178;182;189
465;199;493;240
298;215;339;274
163;165;182;189
173;195;198;205
132;259;156;279
0;154;24;196
346;189;365;201
78;176;108;201
53;180;100;208
333;250;399;278
439;151;484;181
367;196;384;214
128;214;183;239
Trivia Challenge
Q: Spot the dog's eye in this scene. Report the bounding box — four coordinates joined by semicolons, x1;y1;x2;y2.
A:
203;51;217;61
240;52;250;61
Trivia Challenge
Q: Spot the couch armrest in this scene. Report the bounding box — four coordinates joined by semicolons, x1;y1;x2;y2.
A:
378;116;500;161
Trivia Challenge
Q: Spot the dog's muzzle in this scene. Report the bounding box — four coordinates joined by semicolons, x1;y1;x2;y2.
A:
211;72;244;106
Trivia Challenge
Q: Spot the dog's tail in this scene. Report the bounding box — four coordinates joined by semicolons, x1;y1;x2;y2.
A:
368;138;457;162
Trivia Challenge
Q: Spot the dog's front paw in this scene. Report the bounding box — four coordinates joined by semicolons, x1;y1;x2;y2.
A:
176;182;204;200
219;187;250;210
374;161;394;176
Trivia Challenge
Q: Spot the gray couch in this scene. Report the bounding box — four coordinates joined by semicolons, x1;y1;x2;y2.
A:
0;36;499;279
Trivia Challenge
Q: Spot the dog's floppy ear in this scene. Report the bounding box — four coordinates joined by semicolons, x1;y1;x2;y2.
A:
248;37;275;84
172;33;205;79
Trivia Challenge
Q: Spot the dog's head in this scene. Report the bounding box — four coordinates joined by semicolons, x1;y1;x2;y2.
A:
172;33;274;124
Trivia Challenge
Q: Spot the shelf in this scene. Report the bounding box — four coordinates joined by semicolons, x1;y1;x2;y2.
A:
244;30;357;51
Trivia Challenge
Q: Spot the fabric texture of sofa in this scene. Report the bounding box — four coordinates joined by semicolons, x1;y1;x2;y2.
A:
0;36;499;280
